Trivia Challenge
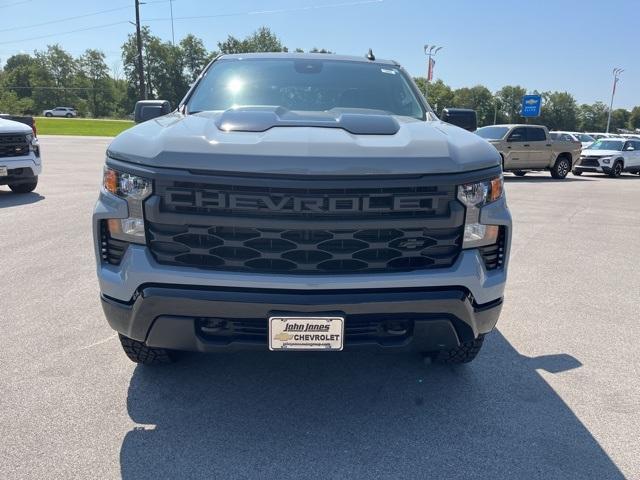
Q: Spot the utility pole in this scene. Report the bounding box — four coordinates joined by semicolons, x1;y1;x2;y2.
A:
606;68;623;134
134;0;147;100
169;0;175;45
423;44;443;111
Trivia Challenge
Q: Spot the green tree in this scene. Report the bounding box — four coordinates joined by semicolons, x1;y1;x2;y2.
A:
180;34;212;82
34;45;79;108
539;91;578;130
414;78;454;114
629;107;640;130
79;49;114;117
578;102;609;132
609;108;630;132
0;89;34;114
452;85;494;126
497;85;527;123
218;27;286;54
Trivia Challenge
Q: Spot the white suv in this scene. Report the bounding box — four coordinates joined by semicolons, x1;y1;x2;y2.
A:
42;107;77;118
573;138;640;177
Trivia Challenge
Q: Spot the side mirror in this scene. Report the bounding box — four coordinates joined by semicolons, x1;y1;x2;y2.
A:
440;108;477;132
134;100;171;123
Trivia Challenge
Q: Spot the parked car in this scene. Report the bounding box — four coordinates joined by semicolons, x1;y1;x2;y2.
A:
0;116;41;193
550;131;594;149
93;52;512;365
476;124;581;178
42;107;77;118
573;138;640;177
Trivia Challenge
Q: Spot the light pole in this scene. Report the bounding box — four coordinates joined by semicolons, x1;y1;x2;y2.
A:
606;67;623;134
169;0;175;45
423;44;443;107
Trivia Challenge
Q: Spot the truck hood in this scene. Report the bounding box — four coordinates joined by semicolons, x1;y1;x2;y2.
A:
107;110;500;176
0;117;32;134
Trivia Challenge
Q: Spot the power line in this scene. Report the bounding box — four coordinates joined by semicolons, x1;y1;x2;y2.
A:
0;5;132;33
0;21;129;45
145;0;383;22
0;0;31;9
0;0;383;46
0;0;173;33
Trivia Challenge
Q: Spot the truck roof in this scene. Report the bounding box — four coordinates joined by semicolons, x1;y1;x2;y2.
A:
217;52;399;66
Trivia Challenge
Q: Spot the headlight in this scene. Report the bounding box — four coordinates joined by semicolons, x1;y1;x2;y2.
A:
103;166;152;199
25;133;40;157
457;176;503;249
102;166;152;244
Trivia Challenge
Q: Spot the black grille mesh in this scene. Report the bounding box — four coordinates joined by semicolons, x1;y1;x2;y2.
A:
148;222;462;273
0;134;29;158
146;177;464;274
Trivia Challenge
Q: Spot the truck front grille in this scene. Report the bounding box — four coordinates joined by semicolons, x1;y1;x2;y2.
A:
145;175;465;275
0;134;29;158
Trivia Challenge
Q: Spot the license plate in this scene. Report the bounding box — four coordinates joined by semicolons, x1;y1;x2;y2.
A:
269;316;344;351
0;166;7;177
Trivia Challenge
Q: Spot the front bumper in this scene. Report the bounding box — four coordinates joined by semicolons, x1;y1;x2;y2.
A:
0;154;41;185
101;285;503;352
93;166;512;352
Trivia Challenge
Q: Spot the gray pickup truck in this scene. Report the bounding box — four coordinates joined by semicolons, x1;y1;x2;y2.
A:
93;52;512;366
476;124;581;178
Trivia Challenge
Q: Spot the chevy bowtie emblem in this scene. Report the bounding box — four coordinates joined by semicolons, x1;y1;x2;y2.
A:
274;332;293;341
398;238;426;249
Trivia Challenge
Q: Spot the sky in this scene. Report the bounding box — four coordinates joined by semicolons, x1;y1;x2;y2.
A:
0;0;637;109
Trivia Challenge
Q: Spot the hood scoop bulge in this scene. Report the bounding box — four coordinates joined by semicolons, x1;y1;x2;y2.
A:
214;106;400;135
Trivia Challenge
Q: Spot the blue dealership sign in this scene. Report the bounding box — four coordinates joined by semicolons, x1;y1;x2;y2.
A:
521;95;542;117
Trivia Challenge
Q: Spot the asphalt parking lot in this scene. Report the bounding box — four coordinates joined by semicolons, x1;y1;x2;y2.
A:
1;136;639;479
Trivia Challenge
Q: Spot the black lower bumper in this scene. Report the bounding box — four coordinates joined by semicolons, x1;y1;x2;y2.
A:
0;167;36;185
101;286;503;353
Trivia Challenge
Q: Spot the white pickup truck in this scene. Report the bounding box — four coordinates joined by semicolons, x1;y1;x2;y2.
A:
0;117;41;193
476;124;582;179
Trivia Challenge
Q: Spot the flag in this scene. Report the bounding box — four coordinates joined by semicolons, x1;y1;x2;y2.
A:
427;57;436;81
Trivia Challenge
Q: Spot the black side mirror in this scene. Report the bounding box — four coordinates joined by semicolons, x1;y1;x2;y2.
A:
134;100;171;123
440;108;477;132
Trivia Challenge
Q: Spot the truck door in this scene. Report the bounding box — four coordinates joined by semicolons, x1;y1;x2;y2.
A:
526;127;554;167
504;127;529;169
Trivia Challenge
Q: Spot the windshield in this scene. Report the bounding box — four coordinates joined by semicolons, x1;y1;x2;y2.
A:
475;126;509;140
588;140;623;151
186;58;426;120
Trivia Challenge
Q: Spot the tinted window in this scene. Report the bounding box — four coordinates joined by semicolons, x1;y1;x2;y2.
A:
187;58;426;120
623;142;635;151
475;126;509;140
507;127;527;142
527;127;546;142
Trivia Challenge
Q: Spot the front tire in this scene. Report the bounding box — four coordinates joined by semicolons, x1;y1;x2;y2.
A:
65;113;72;118
551;156;571;179
118;334;175;365
425;335;486;364
609;161;623;178
9;177;38;193
513;170;527;177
